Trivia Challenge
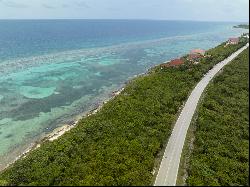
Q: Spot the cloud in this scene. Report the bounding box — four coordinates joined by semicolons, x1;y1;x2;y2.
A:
62;4;70;8
106;7;119;12
0;0;28;8
75;0;90;8
0;0;248;21
42;4;55;9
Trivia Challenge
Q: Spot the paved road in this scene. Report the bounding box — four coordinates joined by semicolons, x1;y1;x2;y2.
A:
154;43;249;186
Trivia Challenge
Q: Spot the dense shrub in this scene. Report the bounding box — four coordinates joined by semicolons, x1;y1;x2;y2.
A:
187;49;249;186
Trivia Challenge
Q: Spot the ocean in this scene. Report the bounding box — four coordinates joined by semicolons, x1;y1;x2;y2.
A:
0;20;246;168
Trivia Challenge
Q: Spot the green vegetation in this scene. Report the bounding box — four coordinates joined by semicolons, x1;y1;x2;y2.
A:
0;38;248;186
234;24;249;29
186;49;249;186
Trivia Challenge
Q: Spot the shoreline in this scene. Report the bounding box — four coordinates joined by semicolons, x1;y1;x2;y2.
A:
1;76;145;172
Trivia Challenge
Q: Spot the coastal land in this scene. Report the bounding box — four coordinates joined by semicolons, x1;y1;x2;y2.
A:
179;48;249;186
154;43;249;186
0;36;248;186
234;24;249;29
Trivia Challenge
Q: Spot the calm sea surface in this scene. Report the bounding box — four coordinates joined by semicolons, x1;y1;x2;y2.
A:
0;20;246;168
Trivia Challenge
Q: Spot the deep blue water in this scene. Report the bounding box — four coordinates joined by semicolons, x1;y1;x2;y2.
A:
0;20;246;169
0;20;243;60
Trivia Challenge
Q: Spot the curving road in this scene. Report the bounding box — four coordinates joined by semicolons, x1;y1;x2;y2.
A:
154;43;249;186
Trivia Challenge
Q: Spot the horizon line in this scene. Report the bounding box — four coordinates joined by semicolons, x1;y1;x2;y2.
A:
0;18;248;23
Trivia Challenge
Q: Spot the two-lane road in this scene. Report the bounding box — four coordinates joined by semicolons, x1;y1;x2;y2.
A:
154;43;249;186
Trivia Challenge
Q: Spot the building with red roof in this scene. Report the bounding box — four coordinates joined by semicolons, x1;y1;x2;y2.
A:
161;58;184;68
227;37;239;45
188;53;203;61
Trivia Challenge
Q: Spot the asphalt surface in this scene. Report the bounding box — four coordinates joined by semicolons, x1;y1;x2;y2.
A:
154;43;249;186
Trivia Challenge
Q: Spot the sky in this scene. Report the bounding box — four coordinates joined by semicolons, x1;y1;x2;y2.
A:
0;0;249;22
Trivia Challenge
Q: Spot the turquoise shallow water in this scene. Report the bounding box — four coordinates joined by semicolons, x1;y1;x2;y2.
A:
0;20;247;168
